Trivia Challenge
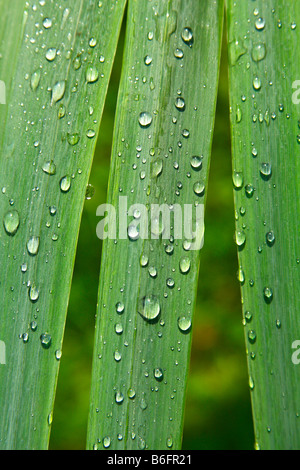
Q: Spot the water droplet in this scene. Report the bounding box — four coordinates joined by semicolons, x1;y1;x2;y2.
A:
116;301;124;314
85;184;95;200
177;316;192;333
174;48;184;59
42;160;56;175
29;285;39;302
179;257;191;274
248;330;256;344
67;133;80;146
153;368;163;382
3;210;20;236
151;158;163;178
86;66;99;83
128;223;139;241
115;323;123;335
55;349;62;360
193;182;205;196
190;155;202;171
115;391;124;404
27;236;40;256
266;231;275;246
51;80;65;105
138;111;152;128
103;436;111;448
255;17;265;30
235;230;246;247
263;287;273;303
245;184;254;197
43;17;52;29
128;388;136;399
144;55;152;65
60;176;71;193
30;70;41;91
253;76;261;90
114;350;122;362
166;436;173;448
175;97;185;111
181;27;193;47
251;43;266;62
46;47;56;61
260;163;272;179
138;295;160;321
232;171;244;188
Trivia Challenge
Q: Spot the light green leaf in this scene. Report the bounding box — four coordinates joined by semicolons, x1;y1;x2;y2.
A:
87;0;224;450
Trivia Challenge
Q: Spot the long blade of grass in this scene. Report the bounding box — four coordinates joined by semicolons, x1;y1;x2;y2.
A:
87;0;224;450
226;0;300;449
0;0;126;449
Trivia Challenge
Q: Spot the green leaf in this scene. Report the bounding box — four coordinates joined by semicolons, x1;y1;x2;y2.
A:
87;0;224;450
226;0;300;449
0;0;126;449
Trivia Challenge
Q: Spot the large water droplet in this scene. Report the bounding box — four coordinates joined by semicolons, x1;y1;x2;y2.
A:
3;210;20;236
27;236;40;256
177;316;192;333
138;295;160;321
181;27;193;47
138;111;152;128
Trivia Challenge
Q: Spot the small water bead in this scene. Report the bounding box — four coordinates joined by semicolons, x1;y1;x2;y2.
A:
40;333;51;349
190;156;202;171
89;37;97;47
151;158;163;178
43;17;52;29
252;148;258;157
115;323;123;335
86;66;99;83
114;350;122;362
103;437;111;448
166;278;175;288
67;133;80;146
22;333;29;343
128;223;139;241
58;104;66;119
251;43;266;62
260;163;272;179
21;263;27;273
245;184;254;197
148;266;157;278
253;77;261;90
248;330;256;344
175;97;185;111
46;47;56;61
99;55;105;63
30;321;37;331
29;285;39;302
177;316;192;333
138;295;160;321
193;182;205;196
140;254;149;267
235;230;246;247
49;206;57;216
166;436;173;448
73;55;82;70
153;368;163;382
60;176;71;193
55;349;62;360
51;80;65;105
237;268;245;284
263;287;273;303
276;319;281;329
128;388;136;399
86;129;96;139
174;48;184;59
144;55;152;65
138;111;152;128
30;70;41;91
115;391;124;404
116;301;124;314
27;236;40;255
232;171;244;188
181;27;193;47
266;231;275;246
244;311;252;323
182;129;190;138
249;376;255;391
255;17;265;30
3;210;20;236
42;160;56;175
179;257;191;274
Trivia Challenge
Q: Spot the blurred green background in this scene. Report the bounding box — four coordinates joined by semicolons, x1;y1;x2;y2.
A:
49;26;254;450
